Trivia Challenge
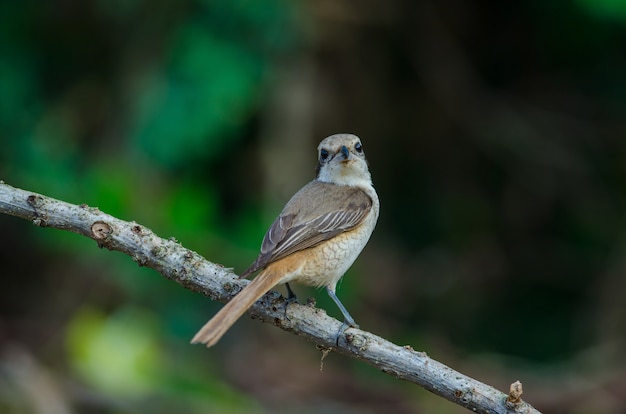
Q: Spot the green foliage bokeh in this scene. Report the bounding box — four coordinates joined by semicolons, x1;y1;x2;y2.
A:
2;1;626;413
0;1;303;412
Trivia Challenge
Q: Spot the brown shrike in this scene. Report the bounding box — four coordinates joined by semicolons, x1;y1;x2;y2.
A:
191;133;379;347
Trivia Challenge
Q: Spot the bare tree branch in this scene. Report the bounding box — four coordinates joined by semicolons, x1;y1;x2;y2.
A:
0;182;541;414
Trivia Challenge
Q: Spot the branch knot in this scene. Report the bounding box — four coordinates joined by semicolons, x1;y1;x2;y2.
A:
91;221;112;243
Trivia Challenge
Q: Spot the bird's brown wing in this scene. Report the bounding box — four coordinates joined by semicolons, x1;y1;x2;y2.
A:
240;181;373;278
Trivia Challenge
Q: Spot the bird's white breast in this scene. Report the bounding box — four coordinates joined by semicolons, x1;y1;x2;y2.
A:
286;183;379;290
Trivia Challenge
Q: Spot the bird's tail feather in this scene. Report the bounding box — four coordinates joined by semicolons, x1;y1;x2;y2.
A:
190;269;281;347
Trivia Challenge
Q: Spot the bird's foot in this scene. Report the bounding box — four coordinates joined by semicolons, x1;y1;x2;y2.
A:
283;283;298;322
334;318;360;347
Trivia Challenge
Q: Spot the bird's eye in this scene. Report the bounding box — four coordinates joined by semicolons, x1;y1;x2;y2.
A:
355;142;363;153
320;148;330;161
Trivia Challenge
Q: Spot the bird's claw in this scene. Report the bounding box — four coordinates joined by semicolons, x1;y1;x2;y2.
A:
334;319;360;346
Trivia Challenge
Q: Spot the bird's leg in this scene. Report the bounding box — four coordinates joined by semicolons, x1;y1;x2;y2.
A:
285;283;298;304
282;283;298;323
326;286;359;346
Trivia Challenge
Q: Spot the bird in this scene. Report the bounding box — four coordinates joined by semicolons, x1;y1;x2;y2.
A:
191;133;379;347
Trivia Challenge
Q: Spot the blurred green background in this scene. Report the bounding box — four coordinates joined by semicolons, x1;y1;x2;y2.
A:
2;1;626;413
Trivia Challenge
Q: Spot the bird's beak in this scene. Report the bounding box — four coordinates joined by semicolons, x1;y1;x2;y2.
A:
340;145;350;160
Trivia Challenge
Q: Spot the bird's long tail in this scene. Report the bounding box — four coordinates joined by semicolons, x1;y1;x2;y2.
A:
191;269;282;347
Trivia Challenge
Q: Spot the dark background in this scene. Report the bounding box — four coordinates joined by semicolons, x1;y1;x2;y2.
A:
2;1;626;412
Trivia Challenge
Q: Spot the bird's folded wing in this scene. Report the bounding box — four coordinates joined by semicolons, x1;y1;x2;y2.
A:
240;181;372;277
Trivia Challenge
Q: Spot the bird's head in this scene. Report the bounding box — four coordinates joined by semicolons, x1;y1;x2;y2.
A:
316;134;372;187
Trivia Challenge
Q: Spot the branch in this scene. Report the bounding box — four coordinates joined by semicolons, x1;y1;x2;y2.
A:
0;182;541;414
